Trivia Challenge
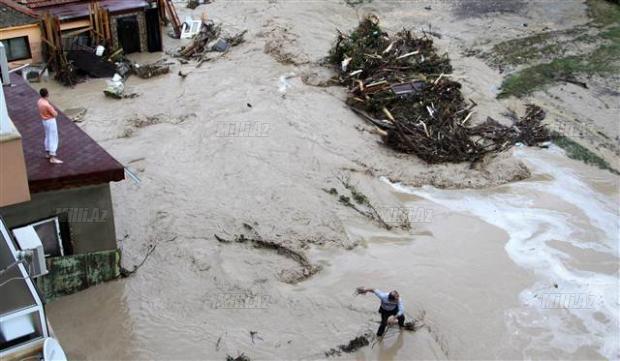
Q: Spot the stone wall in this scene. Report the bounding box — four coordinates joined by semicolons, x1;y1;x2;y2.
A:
110;11;148;53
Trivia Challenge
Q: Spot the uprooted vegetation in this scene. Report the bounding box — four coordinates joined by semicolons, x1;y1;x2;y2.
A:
329;15;550;164
175;21;247;66
225;354;251;361
324;333;372;357
214;225;321;284
324;320;420;357
323;174;406;230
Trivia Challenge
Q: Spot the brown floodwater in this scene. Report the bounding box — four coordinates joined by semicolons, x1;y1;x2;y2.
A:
36;1;617;359
46;147;619;360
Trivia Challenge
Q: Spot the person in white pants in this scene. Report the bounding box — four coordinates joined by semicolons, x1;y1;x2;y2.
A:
37;88;63;164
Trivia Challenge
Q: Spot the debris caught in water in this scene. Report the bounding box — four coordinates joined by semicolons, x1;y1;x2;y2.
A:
329;15;551;164
226;353;251;361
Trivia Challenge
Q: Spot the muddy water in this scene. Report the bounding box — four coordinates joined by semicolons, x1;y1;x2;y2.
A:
379;147;619;360
46;147;618;360
38;1;618;358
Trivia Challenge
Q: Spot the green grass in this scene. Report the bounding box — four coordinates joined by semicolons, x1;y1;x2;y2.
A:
498;57;587;98
497;0;620;98
485;31;564;67
553;134;619;174
588;0;620;26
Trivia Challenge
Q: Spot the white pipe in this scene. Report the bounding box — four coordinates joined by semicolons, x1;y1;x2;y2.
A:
0;43;10;85
9;64;30;74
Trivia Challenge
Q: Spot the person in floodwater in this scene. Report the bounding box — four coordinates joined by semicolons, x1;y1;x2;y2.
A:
359;287;405;337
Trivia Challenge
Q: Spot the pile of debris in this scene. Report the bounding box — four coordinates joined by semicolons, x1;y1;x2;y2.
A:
176;20;247;63
103;59;172;99
133;59;172;79
329;16;550;164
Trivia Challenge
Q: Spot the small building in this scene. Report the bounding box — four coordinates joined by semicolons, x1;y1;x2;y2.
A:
0;54;125;299
0;44;66;360
0;0;163;74
19;0;163;53
0;0;43;67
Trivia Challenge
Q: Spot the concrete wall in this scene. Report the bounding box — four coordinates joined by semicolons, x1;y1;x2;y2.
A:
0;136;31;207
0;23;43;67
110;11;147;53
0;183;117;254
0;82;31;207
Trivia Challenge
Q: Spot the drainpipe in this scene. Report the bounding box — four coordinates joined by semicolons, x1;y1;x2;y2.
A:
0;43;10;86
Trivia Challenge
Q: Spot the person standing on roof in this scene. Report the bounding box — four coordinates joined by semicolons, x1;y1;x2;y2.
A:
358;287;405;337
37;88;63;164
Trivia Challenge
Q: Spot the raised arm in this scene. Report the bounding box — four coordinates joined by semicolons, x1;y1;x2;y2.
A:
358;287;387;299
358;287;375;294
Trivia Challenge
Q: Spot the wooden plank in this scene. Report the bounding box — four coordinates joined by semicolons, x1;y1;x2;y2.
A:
63;26;92;38
103;10;111;43
89;3;94;40
41;37;57;50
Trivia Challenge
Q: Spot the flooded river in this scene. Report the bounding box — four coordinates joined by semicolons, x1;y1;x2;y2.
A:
46;147;619;360
29;0;617;358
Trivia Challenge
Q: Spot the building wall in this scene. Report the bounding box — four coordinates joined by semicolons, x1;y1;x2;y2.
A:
110;11;147;53
0;135;30;207
0;183;117;254
0;24;43;67
0;80;31;207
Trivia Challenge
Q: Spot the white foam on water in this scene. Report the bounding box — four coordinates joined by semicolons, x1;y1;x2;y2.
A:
383;148;620;359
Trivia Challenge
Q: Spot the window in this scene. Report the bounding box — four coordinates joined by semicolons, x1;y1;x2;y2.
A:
12;217;65;258
0;37;31;62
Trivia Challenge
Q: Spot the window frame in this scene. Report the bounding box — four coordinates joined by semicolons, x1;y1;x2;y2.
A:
29;217;64;257
12;217;66;258
0;36;32;62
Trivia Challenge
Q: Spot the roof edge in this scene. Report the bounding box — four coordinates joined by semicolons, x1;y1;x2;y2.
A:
28;168;125;193
0;0;39;18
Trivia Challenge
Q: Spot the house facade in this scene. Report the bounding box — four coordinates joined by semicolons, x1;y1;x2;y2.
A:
0;0;163;73
0;0;43;67
20;0;162;53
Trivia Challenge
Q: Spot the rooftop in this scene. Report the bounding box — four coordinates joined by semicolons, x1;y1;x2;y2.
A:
0;0;38;28
3;73;125;193
21;0;149;20
18;0;81;9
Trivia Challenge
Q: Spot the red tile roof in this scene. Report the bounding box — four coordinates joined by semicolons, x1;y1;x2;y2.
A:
4;73;125;193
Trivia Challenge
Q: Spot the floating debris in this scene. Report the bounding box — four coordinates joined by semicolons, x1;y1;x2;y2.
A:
176;20;247;63
329;16;550;164
133;60;171;79
325;332;372;357
226;353;250;361
214;232;321;284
